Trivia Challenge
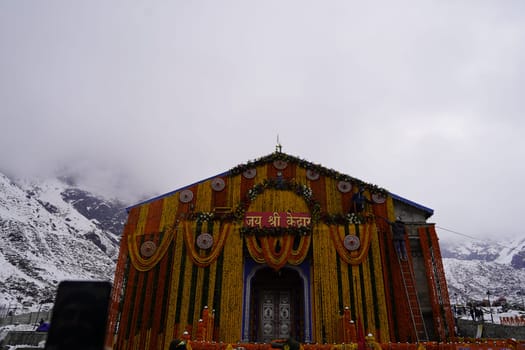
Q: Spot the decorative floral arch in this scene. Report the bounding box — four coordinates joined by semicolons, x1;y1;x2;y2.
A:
245;234;311;270
239;178;315;269
234;178;321;226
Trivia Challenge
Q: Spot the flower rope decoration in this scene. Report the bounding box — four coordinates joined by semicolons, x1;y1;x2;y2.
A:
229;151;387;195
235;178;321;237
182;221;231;267
240;225;311;237
184;176;379;232
245;234;311;270
346;212;362;224
328;223;373;265
128;221;178;272
322;212;375;226
193;211;215;222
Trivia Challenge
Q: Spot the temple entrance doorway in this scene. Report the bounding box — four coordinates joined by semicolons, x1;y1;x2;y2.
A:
250;267;305;342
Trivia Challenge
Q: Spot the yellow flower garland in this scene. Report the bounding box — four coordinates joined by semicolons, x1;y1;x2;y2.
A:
245;234;311;270
324;176;343;214
183;221;231;267
312;223;341;341
192;261;205;333
288;234;311;263
369;223;390;342
219;222;244;342
128;198;179;271
218;175;244;342
164;199;190;344
261;235;294;269
328;224;373;265
194;179;212;212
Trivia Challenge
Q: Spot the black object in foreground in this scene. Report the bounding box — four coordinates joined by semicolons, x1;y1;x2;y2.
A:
44;280;112;350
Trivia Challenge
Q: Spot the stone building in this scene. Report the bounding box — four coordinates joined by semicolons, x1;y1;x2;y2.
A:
107;151;454;350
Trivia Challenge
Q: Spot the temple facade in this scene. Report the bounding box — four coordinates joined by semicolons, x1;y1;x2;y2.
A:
107;152;455;350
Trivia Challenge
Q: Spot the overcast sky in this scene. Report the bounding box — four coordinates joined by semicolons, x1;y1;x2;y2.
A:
1;1;524;243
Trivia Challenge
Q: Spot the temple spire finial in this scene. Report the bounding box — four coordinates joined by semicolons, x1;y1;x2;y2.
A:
275;134;282;153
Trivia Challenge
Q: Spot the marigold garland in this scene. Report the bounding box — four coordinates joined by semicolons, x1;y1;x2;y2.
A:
361;251;375;333
288;234;311;263
218;222;244;342
240;225;312;237
189;175;378;233
183;221;231;267
234;178;321;223
311;224;333;341
245;234;311;270
328;224;373;265
128;201;178;272
229;151;387;196
369;224;390;342
165;211;189;343
119;337;521;350
261;236;293;270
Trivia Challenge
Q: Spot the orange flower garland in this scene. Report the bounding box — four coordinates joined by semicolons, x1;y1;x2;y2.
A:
242;183;312;270
128;199;178;272
183;221;231;267
368;222;390;342
218;222;244;342
288;233;311;263
245;234;311;270
261;235;292;270
312;224;341;341
328;224;373;265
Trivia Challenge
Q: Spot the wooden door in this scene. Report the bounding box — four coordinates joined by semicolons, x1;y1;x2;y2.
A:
250;267;304;342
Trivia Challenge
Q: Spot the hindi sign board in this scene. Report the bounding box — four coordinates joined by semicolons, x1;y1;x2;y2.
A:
244;212;311;228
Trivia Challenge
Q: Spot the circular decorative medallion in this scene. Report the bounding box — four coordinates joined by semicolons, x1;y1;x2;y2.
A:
179;189;194;203
140;240;157;257
306;169;320;181
337;181;352;193
273;160;288;170
280;323;289;334
243;168;257;179
211;177;225;191
344;235;361;251
196;233;214;250
372;193;386;204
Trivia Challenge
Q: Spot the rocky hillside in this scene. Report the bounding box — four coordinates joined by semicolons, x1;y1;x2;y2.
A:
441;238;525;306
0;172;127;313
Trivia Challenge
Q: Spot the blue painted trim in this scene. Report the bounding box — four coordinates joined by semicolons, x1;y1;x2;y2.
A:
126;156;434;220
125;170;230;211
389;192;434;218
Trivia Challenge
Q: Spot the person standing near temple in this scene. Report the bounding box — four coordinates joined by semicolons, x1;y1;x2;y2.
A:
352;187;372;213
391;218;408;261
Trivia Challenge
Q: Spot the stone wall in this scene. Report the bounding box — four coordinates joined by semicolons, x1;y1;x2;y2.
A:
0;311;51;327
0;331;47;348
457;318;525;340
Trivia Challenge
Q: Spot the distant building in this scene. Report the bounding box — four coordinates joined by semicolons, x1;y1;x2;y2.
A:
107;151;454;349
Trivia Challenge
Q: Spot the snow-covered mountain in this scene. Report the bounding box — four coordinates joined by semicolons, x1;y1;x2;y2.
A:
441;238;525;307
0;172;127;313
2;170;525;314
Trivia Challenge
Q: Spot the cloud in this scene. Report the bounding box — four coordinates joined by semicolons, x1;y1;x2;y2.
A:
1;1;524;241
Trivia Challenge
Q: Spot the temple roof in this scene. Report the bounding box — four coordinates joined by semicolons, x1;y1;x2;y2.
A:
128;151;434;218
